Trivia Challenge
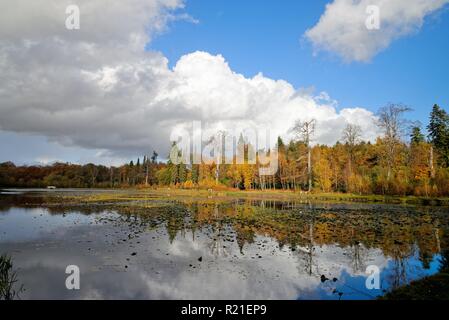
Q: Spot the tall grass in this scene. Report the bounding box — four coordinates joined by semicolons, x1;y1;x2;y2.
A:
0;254;22;300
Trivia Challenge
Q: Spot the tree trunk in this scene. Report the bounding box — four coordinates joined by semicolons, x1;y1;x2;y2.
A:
308;146;312;192
144;164;148;186
430;146;435;179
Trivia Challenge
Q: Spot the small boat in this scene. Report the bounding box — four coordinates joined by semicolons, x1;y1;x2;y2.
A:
47;186;57;189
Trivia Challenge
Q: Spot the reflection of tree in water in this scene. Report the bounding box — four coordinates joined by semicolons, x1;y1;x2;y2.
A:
0;254;23;300
387;219;443;290
234;202;257;255
163;205;189;243
294;213;316;277
114;200;448;278
383;214;447;289
350;241;365;273
439;249;449;273
437;222;449;273
7;196;448;260
346;227;369;273
208;204;230;257
390;254;409;289
8;195;448;293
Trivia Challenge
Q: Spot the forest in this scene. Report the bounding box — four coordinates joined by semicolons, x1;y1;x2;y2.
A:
1;104;449;197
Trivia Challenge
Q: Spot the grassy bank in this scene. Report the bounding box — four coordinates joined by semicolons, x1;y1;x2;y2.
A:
380;273;449;300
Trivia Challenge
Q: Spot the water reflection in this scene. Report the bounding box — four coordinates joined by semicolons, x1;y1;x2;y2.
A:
0;194;448;299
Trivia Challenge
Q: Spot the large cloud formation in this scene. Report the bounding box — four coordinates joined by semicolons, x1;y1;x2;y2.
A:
305;0;449;62
0;0;379;160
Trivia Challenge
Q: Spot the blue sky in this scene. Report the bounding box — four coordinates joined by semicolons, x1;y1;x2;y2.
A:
153;0;449;122
1;0;449;165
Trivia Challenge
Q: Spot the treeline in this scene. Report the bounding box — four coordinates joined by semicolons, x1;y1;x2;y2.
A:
0;152;162;188
156;104;449;196
1;104;449;197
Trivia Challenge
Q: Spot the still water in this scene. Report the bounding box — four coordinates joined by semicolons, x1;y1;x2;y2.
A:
0;190;448;299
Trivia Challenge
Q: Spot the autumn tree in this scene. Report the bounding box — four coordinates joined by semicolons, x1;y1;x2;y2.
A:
313;147;332;192
377;104;412;188
410;139;432;196
292;119;316;192
341;123;362;191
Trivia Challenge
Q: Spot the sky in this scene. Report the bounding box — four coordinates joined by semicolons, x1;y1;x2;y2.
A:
1;0;448;166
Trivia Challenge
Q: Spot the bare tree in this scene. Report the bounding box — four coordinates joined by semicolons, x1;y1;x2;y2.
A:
110;167;114;188
292;119;316;192
342;123;362;147
377;103;412;181
342;123;362;175
205;130;227;184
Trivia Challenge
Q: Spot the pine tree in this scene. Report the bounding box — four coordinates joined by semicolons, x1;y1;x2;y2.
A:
410;126;425;145
151;151;158;163
428;104;449;167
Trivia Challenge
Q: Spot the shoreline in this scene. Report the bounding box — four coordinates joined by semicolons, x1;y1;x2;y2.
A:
3;187;449;206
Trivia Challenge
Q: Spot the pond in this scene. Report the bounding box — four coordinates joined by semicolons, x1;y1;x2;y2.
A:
0;190;448;299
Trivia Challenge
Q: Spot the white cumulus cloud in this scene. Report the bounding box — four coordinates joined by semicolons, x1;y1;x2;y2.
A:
0;0;380;161
305;0;449;62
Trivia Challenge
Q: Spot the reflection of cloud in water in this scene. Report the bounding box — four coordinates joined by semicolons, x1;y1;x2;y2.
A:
0;207;103;243
3;223;390;299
